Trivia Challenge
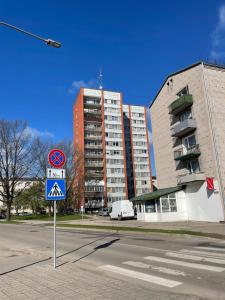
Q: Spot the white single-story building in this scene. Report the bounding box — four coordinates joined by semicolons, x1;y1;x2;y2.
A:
132;180;224;222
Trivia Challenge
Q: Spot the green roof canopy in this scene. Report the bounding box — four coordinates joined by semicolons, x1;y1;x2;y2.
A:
131;186;185;202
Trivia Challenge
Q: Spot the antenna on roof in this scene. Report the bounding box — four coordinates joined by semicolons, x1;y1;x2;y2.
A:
98;68;103;90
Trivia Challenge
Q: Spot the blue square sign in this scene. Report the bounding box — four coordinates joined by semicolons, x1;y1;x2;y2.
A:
45;179;66;201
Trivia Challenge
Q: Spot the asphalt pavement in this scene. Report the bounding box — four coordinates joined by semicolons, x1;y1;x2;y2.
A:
1;223;225;299
19;215;225;236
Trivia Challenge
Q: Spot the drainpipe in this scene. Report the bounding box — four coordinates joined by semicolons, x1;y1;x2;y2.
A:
201;62;225;221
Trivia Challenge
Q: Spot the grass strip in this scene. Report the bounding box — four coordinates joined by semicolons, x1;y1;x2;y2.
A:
50;223;225;240
12;214;89;221
0;220;22;224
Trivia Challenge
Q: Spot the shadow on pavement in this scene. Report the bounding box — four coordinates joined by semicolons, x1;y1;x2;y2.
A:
0;234;119;274
57;233;118;259
71;238;120;264
0;256;52;276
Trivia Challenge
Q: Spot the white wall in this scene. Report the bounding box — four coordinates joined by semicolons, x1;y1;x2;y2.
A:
136;182;224;223
185;181;224;222
136;191;188;222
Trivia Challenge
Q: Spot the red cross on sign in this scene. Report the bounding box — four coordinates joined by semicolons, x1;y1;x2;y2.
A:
48;149;66;168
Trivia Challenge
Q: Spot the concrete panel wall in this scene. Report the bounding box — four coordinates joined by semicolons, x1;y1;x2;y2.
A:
150;64;217;189
203;66;225;188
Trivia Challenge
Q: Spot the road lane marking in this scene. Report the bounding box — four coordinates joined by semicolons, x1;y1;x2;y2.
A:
144;256;225;272
180;249;225;258
123;261;149;268
195;246;225;252
99;265;182;288
123;261;187;276
166;252;225;264
116;243;166;252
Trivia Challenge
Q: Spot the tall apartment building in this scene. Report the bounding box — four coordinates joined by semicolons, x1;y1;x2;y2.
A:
73;88;152;210
149;61;225;222
123;105;152;198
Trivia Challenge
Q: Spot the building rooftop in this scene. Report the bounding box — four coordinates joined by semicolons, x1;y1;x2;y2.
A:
131;186;184;201
149;61;225;109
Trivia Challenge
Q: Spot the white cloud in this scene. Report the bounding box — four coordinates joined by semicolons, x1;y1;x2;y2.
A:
210;5;225;59
68;79;97;94
24;127;54;139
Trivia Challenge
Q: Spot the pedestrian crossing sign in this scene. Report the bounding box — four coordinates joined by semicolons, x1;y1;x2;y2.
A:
45;179;66;201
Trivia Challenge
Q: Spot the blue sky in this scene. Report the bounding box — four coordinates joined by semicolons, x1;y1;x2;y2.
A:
1;0;225;174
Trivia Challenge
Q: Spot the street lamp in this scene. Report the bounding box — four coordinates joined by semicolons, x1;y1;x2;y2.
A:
0;21;61;48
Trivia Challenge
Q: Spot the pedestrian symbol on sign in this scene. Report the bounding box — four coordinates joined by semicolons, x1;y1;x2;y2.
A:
48;182;63;197
46;179;66;201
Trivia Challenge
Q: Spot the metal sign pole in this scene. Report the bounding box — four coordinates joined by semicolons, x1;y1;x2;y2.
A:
54;201;56;269
47;148;67;270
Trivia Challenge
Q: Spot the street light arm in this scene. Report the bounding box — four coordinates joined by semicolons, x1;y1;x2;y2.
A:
0;21;61;48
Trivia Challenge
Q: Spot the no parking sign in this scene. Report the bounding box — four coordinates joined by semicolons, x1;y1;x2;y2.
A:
48;149;66;168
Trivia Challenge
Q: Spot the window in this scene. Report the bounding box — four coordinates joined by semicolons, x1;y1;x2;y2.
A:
161;198;170;212
160;193;177;213
183;134;196;150
145;200;156;213
187;159;200;174
170;199;177;212
177;86;189;97
180;108;192;122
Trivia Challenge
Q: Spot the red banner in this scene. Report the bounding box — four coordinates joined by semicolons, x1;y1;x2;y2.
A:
206;177;214;190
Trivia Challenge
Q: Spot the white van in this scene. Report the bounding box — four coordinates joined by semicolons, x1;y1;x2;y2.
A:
109;200;134;220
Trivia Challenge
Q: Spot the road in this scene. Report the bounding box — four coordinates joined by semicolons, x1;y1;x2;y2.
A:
0;223;225;299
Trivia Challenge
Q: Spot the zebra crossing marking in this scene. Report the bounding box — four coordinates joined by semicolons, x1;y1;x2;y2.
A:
144;256;225;272
123;261;187;276
99;265;182;288
195;246;225;252
180;249;225;258
166;252;225;264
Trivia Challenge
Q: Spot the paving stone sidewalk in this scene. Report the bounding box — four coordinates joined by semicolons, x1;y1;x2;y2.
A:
0;260;202;300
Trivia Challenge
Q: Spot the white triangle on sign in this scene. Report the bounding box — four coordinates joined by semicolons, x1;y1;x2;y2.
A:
48;182;64;197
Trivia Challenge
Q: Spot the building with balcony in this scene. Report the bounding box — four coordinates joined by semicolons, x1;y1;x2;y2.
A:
146;62;225;222
73;88;152;211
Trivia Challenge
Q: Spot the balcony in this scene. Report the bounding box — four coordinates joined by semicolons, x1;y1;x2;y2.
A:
169;95;193;115
85;152;103;158
84;116;102;124
171;119;197;137
85;171;103;178
177;172;205;185
84;102;101;108
85;201;103;209
85;161;103;168
85;189;104;194
84;135;102;141
174;144;200;161
84;144;102;149
84;108;102;115
84;126;102;132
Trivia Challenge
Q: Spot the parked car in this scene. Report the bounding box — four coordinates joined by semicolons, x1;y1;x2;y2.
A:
98;208;109;216
109;200;134;220
18;212;32;216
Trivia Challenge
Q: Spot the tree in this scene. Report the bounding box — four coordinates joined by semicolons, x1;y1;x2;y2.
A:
13;180;45;215
54;140;84;213
31;137;54;215
0;120;35;221
30;138;84;214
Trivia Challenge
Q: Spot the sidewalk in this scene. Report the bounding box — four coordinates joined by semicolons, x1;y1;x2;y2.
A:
22;216;225;236
0;257;201;300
